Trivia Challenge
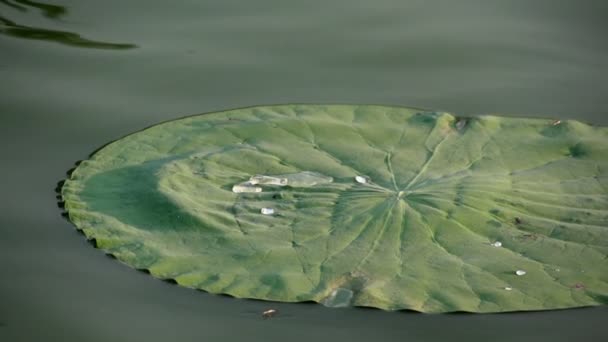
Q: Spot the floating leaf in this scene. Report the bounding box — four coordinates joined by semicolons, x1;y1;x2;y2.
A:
61;104;608;313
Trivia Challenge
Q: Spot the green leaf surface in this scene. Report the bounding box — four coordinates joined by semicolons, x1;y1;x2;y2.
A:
62;104;608;313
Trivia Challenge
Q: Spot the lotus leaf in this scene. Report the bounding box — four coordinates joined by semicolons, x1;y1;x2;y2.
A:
61;105;608;313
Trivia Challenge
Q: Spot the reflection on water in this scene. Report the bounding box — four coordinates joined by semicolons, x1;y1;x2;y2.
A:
1;0;65;19
0;0;135;49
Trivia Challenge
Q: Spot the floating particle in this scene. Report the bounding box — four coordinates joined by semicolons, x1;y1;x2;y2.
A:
262;309;277;319
261;208;275;215
552;120;562;126
492;241;502;247
515;270;526;276
504;286;513;291
355;175;370;184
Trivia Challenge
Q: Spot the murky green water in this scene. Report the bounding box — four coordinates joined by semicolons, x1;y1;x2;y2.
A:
1;1;607;341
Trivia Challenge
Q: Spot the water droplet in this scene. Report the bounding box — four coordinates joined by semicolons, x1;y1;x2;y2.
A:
249;171;332;187
355;175;370;184
504;286;513;291
515;270;526;276
322;288;354;308
455;119;468;131
249;175;288;186
492;241;502;247
261;208;275;215
232;182;262;193
283;171;333;187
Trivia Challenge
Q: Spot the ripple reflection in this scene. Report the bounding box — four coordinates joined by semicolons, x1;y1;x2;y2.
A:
0;0;136;49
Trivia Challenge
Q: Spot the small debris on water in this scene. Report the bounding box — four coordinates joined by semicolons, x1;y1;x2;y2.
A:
504;286;513;291
573;283;585;289
492;241;502;247
262;309;278;319
232;182;262;193
355;175;370;184
515;270;526;276
261;208;275;215
552;120;562;126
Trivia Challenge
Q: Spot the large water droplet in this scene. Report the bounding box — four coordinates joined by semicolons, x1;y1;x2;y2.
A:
283;171;333;187
249;175;288;186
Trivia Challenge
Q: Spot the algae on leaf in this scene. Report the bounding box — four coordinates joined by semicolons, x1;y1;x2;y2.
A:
61;104;608;313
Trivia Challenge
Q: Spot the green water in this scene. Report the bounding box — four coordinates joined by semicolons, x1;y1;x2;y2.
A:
1;0;607;341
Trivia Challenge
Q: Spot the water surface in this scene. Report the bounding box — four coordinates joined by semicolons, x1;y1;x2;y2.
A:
1;0;607;341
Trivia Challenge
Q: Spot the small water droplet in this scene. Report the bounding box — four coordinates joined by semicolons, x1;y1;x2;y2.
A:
492;241;502;247
515;270;526;276
455;119;468;131
232;182;262;193
261;208;275;215
355;175;370;184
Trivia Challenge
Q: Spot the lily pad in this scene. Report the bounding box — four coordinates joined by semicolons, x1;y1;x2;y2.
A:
61;104;608;313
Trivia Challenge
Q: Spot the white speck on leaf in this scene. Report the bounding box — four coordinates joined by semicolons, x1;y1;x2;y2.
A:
355;175;369;184
261;208;275;215
232;182;262;193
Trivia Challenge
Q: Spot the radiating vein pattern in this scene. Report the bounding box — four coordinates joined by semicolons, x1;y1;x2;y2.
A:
62;105;608;313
